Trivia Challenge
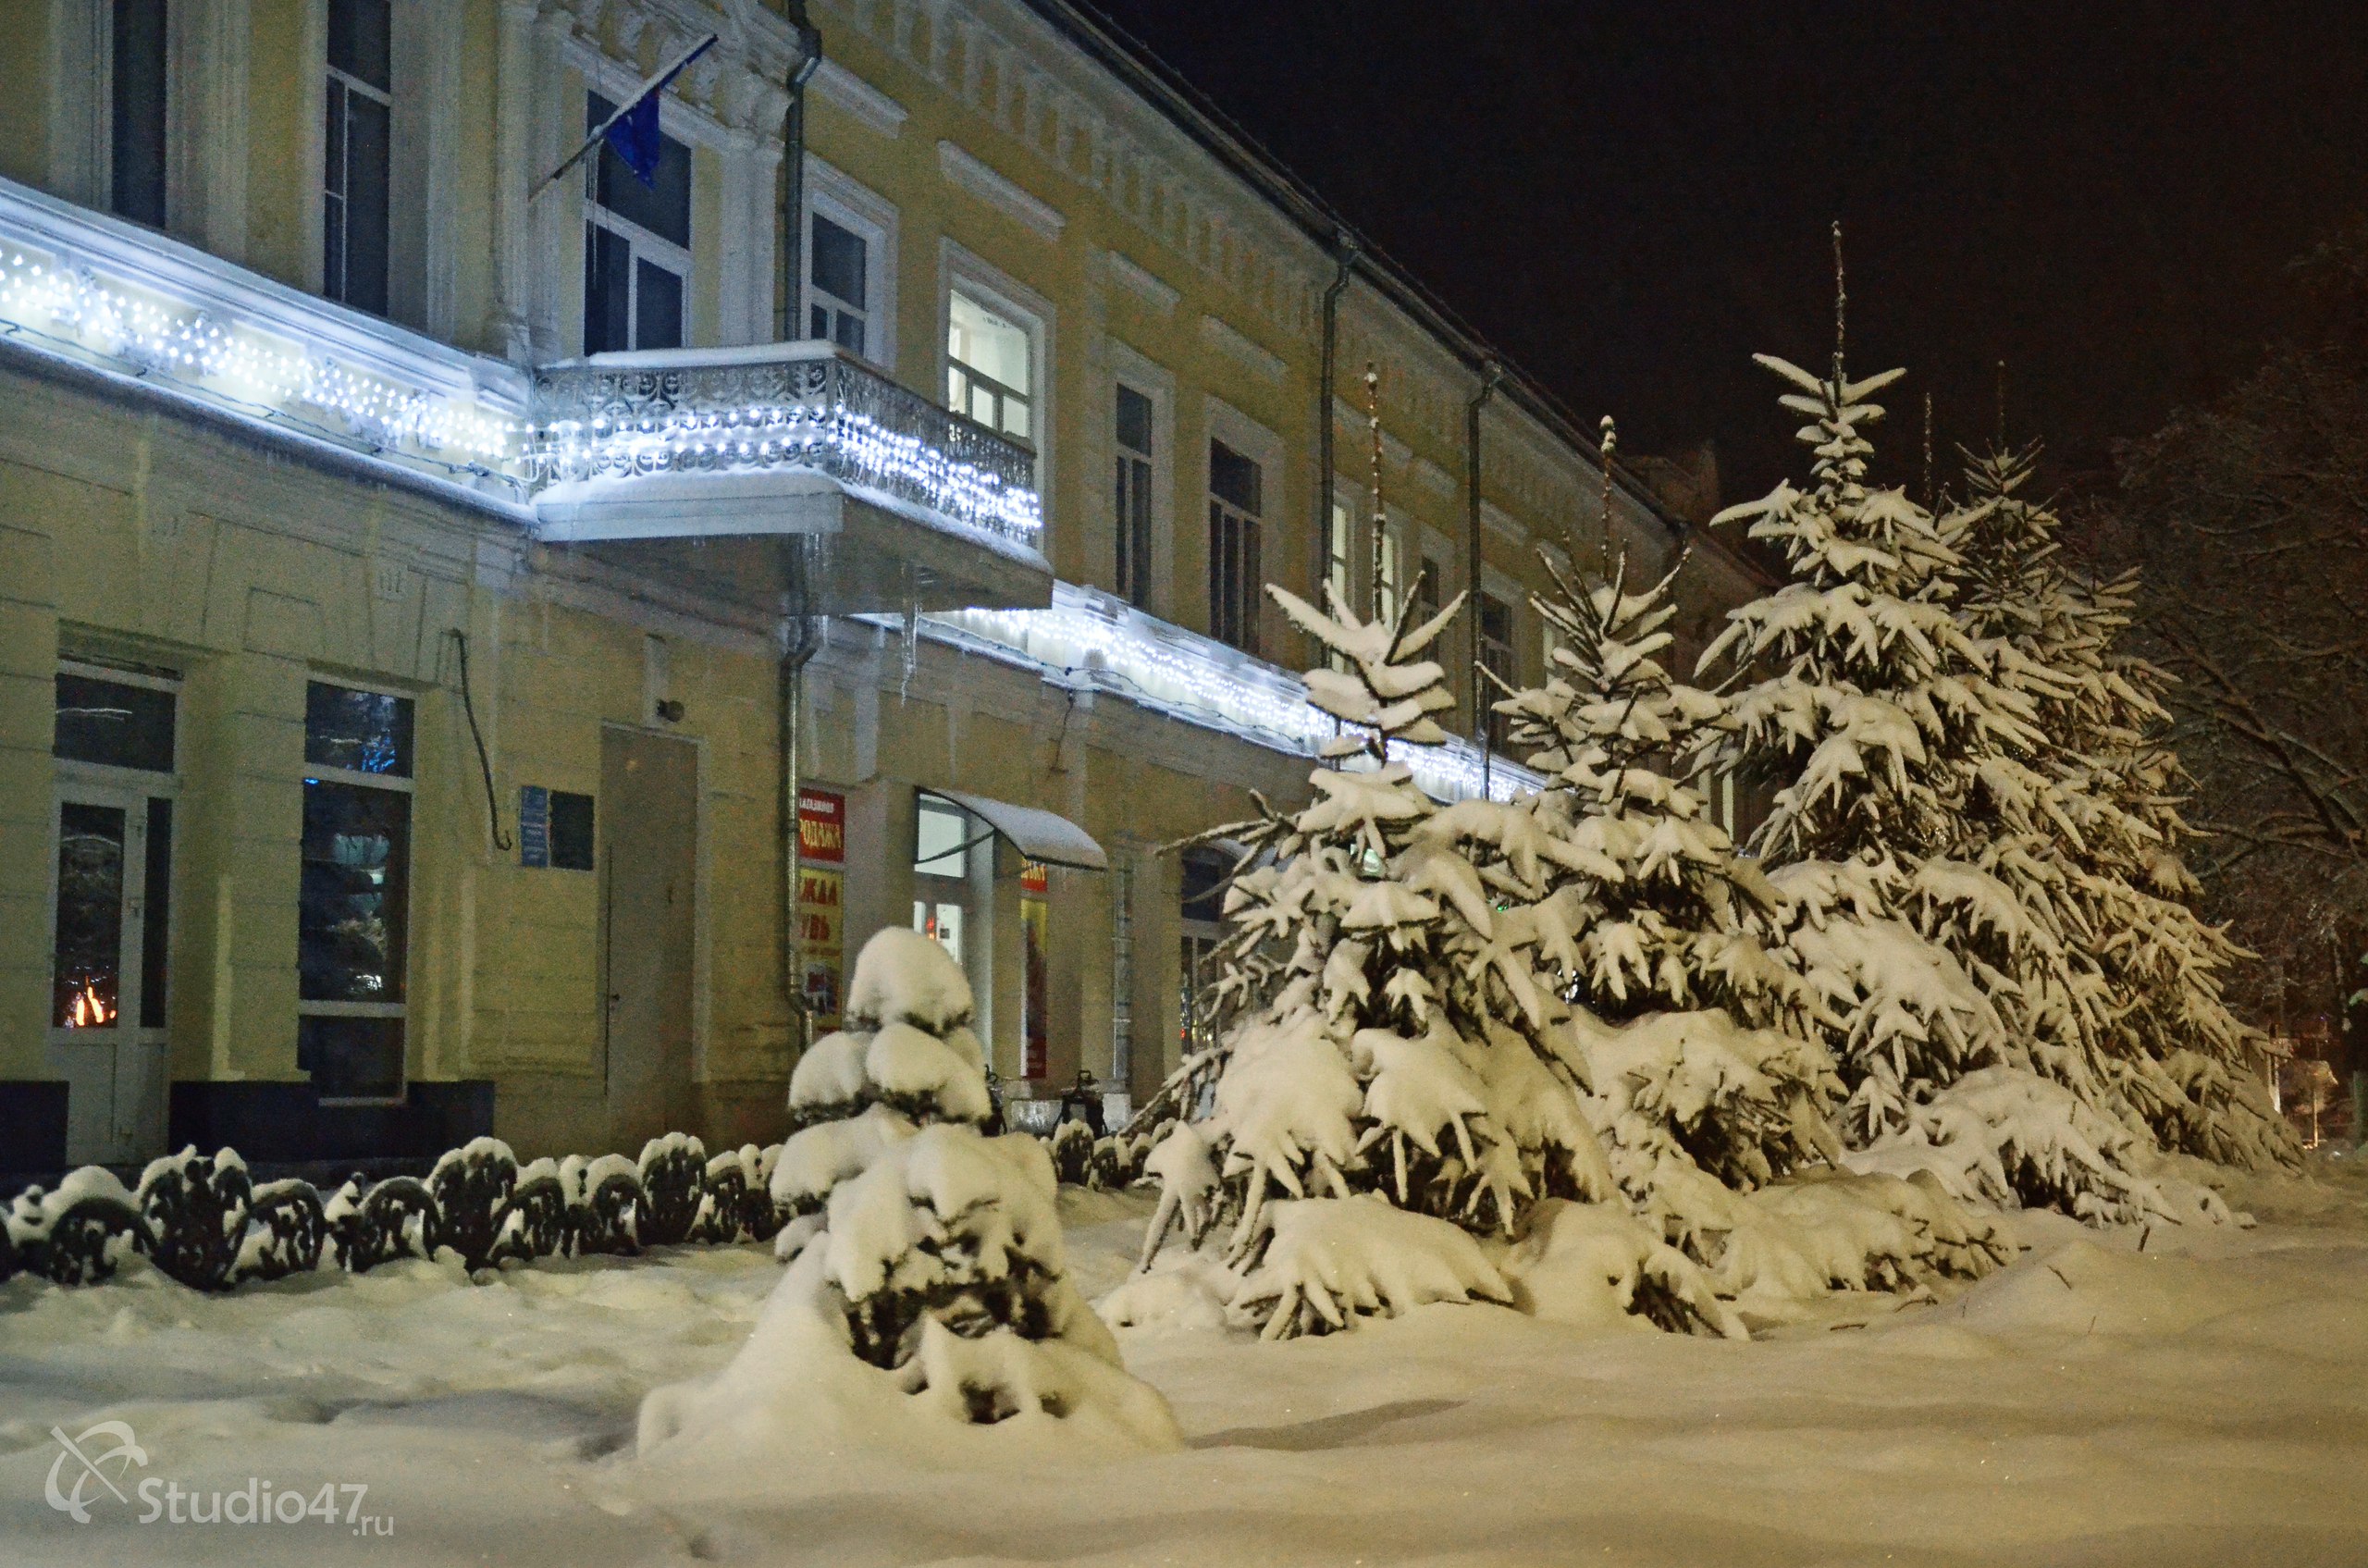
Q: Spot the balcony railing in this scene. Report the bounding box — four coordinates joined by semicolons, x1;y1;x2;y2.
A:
527;343;1042;550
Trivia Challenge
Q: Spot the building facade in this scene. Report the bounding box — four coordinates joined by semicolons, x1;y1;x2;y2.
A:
0;0;1765;1171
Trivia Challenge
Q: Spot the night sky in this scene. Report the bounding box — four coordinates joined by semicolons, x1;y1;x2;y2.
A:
1078;1;2368;501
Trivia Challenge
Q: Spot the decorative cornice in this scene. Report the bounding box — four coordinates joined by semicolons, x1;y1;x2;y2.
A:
811;56;907;138
937;140;1067;240
1103;248;1178;315
1199;314;1285;385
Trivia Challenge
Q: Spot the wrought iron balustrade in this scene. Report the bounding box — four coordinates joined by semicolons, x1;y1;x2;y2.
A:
528;344;1043;549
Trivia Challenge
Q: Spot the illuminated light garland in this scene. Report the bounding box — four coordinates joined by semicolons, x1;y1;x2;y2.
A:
0;248;516;463
925;585;1536;803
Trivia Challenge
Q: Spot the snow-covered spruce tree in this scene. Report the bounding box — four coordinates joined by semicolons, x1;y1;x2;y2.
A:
1701;315;2203;1224
1949;446;2293;1172
1496;543;2006;1299
1139;580;1742;1340
1495;549;1840;1224
637;927;1178;1460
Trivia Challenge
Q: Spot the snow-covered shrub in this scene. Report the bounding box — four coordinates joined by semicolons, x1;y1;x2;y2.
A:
426;1137;520;1273
637;1132;707;1247
235;1178;327;1282
695;1143;784;1243
562;1153;643;1255
326;1173;435;1272
638;928;1178;1459
136;1147;252;1290
1050;1118;1095;1188
494;1158;570;1264
9;1168;146;1286
1505;1198;1745;1338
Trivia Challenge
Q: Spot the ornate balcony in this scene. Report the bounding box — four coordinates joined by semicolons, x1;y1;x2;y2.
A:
527;343;1051;616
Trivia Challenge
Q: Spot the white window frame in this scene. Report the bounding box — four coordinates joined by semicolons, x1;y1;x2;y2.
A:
803;157;897;369
1106;339;1174;615
322;0;394;315
942;241;1055;507
1204;396;1284;661
298;674;417;1106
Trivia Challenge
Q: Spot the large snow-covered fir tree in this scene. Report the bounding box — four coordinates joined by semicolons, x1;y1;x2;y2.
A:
1698;261;2237;1225
1945;445;2293;1171
639;928;1178;1459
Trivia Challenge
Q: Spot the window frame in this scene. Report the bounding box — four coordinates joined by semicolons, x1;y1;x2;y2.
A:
297;675;417;1106
941;241;1054;498
580;90;694;355
1203;397;1285;661
1105;340;1175;616
321;0;393;315
803;157;898;370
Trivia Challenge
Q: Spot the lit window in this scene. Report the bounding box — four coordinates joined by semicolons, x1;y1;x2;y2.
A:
297;680;414;1102
1208;440;1263;656
583;91;691;353
948;290;1032;442
1115;384;1153;607
323;0;391;314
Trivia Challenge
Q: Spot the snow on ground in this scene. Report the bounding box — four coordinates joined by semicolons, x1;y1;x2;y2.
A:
2;1160;2364;1568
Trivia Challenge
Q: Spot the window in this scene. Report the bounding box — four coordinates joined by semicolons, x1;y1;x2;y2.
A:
948;290;1032;443
111;0;169;228
297;681;414;1102
1415;554;1443;623
583;91;691;354
323;0;392;315
1479;592;1516;749
1375;518;1403;624
1208;439;1263;656
808;213;870;356
1115;384;1154;607
912;796;973;967
1326;498;1352;612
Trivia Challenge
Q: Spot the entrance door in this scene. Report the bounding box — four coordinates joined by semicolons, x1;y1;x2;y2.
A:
46;783;171;1167
600;729;697;1149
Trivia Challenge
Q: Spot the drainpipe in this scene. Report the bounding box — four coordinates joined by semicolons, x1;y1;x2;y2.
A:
1316;233;1359;608
778;549;822;1054
779;4;823;342
1465;360;1502;794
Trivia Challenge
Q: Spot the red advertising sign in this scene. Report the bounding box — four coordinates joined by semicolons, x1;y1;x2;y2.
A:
797;788;845;863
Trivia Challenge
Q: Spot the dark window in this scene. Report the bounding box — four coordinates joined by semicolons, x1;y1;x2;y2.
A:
55;672;176;772
111;0;169;228
808;214;868;356
1179;846;1230;920
141;796;172;1028
584;223;634;356
1115;385;1153;607
1480;592;1516;749
298;779;410;1004
588;93;691;245
324;0;392;314
1208;439;1263;656
52;802;127;1030
583;92;691;353
304;681;414;777
635;256;683;351
298;1016;404;1101
1416;555;1443;622
549;791;596;871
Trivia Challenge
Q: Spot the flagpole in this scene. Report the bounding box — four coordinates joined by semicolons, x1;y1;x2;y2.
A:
530;32;719;203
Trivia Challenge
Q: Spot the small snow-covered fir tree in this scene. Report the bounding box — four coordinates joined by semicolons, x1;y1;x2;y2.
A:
638;928;1178;1459
1138;578;1751;1338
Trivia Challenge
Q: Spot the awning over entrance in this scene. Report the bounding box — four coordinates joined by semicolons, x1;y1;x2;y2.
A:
926;789;1107;872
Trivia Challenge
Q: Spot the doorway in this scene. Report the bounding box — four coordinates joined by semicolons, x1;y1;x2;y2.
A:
599;728;697;1151
46;783;171;1167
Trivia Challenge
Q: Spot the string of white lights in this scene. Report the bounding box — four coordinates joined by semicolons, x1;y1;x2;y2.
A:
0;247;515;462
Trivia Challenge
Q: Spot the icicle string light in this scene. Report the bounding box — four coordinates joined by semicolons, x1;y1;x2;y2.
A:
0;247;515;463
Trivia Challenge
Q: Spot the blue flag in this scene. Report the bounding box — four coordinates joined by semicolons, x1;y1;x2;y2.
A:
602;90;669;187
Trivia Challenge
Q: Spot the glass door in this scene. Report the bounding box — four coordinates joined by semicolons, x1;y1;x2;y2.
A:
47;782;170;1166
